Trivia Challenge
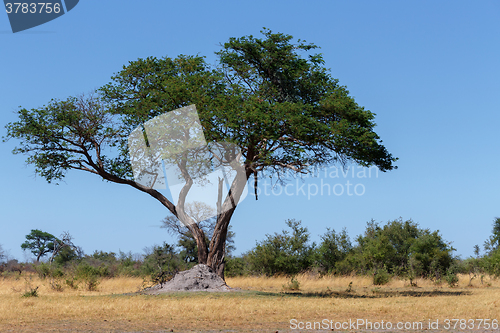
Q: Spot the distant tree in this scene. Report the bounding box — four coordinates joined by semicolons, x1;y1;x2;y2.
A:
91;250;117;262
474;244;481;258
247;219;315;276
484;217;500;254
48;231;77;263
142;242;181;286
21;229;58;262
408;231;454;279
344;218;455;278
53;246;78;266
21;229;76;263
315;227;352;273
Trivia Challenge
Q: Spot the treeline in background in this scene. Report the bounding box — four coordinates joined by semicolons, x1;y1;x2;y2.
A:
1;217;500;292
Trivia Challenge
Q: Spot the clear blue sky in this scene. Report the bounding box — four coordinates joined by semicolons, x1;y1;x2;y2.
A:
1;1;499;262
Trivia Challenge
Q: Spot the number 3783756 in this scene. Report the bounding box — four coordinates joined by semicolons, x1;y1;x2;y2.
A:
5;3;61;14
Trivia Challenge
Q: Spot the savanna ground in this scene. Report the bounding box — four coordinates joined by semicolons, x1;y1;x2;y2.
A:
0;273;499;332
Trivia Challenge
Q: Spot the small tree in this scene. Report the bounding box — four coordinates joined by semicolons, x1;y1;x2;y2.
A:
315;228;352;273
142;243;181;287
48;231;77;263
484;217;500;254
53;246;78;266
342;218;455;278
21;230;76;263
21;229;58;262
247;219;315;276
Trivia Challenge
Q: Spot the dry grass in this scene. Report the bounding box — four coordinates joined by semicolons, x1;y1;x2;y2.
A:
0;273;499;332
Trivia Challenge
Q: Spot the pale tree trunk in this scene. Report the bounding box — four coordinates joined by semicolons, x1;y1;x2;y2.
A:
175;151;210;266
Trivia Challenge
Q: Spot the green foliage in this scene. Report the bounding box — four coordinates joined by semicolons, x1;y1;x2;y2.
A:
34;262;64;280
65;277;79;290
215;29;397;172
247;219;315;276
53;246;78;266
35;262;50;279
142;243;183;287
116;251;142;277
373;267;391;285
3;94;124;183
482;248;500;277
0;244;5;263
405;256;422;286
462;257;484;285
21;229;58;262
315;228;352;273
91;250;117;262
75;263;106;291
484;217;500;254
5;30;397;189
224;256;248;277
445;264;460;287
339;218;455;278
410;232;455;280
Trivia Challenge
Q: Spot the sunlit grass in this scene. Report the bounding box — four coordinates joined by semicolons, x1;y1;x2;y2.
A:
0;273;499;332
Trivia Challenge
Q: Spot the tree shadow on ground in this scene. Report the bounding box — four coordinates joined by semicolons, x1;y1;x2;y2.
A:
252;289;472;299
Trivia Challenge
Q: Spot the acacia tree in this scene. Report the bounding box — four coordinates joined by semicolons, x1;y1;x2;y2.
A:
5;29;397;279
20;229;75;263
21;229;57;262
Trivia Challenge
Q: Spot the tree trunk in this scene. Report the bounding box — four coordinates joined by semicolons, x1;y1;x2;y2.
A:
206;208;234;279
193;226;208;264
206;166;251;279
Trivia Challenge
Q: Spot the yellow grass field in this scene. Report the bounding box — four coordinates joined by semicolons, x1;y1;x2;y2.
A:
0;273;499;332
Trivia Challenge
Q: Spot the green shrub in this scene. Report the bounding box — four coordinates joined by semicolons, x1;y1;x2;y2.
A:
35;263;51;279
483;249;500;277
373;268;391;285
247;219;315;276
225;257;247;277
315;228;352;274
445;271;459;287
444;263;460;287
75;263;104;291
141;243;182;287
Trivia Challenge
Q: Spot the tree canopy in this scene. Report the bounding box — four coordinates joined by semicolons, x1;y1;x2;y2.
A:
21;229;58;262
